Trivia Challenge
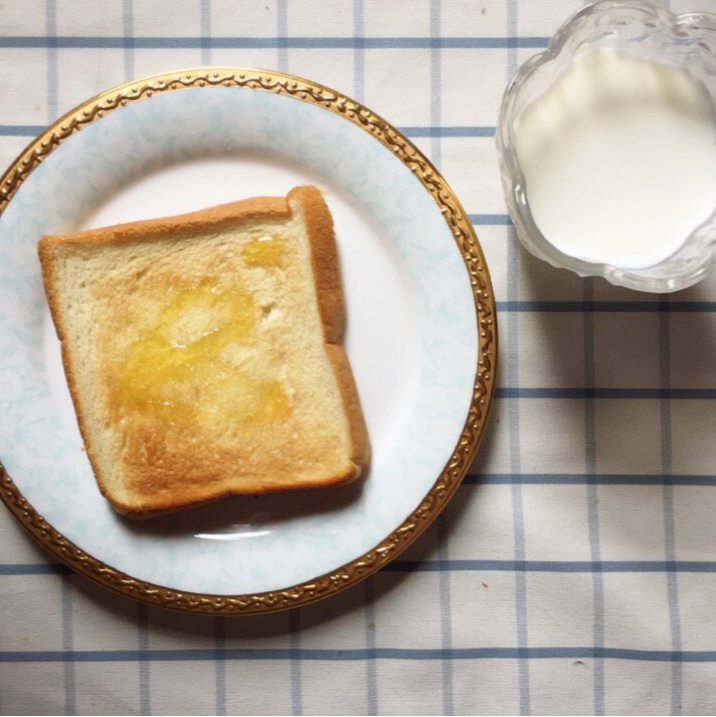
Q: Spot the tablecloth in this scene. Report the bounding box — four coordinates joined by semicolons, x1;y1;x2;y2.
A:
2;0;716;714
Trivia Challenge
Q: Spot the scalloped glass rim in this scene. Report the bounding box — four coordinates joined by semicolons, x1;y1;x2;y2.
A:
497;0;716;292
0;68;497;614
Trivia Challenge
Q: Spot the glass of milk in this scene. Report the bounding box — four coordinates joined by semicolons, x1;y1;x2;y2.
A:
497;0;716;292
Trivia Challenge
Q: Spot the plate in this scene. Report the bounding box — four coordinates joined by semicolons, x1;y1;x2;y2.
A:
0;68;497;613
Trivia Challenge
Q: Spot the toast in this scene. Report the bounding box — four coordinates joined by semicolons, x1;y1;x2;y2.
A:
38;186;370;519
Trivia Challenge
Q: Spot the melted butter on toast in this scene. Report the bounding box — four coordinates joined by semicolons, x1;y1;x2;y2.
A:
116;276;291;429
241;234;286;267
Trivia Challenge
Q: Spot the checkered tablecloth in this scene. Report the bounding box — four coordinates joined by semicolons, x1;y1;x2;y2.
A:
2;0;716;714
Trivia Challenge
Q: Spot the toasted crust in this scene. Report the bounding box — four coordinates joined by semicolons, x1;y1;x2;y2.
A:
287;187;370;472
39;186;370;519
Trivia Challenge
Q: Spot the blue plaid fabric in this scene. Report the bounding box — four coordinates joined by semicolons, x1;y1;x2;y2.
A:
2;0;716;714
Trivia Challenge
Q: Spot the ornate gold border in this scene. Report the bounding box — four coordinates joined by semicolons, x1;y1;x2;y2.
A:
0;68;497;614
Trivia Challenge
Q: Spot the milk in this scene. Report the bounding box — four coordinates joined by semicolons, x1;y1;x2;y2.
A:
514;49;716;269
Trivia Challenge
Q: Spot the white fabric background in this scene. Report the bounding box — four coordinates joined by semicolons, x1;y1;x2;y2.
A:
1;0;716;714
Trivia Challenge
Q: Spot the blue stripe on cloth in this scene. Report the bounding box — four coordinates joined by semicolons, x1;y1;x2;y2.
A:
0;563;72;575
277;0;288;72
495;388;716;399
660;299;684;715
583;278;606;714
437;514;455;716
213;617;227;716
289;609;303;715
0;124;497;139
429;26;442;170
5;558;716;576
402;126;495;137
61;574;76;715
363;578;378;714
464;473;716;486
200;0;211;65
430;2;454;713
1;646;714;662
385;560;716;573
45;1;57;121
505;0;531;688
0;36;550;49
0;124;46;136
122;0;134;81
496;301;716;312
137;603;151;714
469;214;513;225
353;0;365;103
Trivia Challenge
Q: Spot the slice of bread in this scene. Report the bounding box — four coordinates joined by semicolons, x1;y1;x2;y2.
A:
38;186;370;519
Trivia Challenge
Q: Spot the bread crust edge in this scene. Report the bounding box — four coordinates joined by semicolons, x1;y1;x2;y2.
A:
289;186;371;476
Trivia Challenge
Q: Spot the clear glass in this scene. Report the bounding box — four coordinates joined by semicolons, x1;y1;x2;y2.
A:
496;0;716;292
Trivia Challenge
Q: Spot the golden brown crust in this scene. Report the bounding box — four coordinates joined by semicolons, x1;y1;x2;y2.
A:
41;255;113;510
289;186;345;344
38;243;63;339
39;195;292;249
325;345;371;471
39;186;370;519
292;186;370;473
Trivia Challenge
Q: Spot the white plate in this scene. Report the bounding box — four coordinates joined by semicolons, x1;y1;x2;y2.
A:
0;69;496;613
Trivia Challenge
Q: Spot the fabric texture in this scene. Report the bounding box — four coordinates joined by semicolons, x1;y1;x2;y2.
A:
2;0;716;714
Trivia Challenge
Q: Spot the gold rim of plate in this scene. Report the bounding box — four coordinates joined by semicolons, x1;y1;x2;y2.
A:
0;67;498;615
